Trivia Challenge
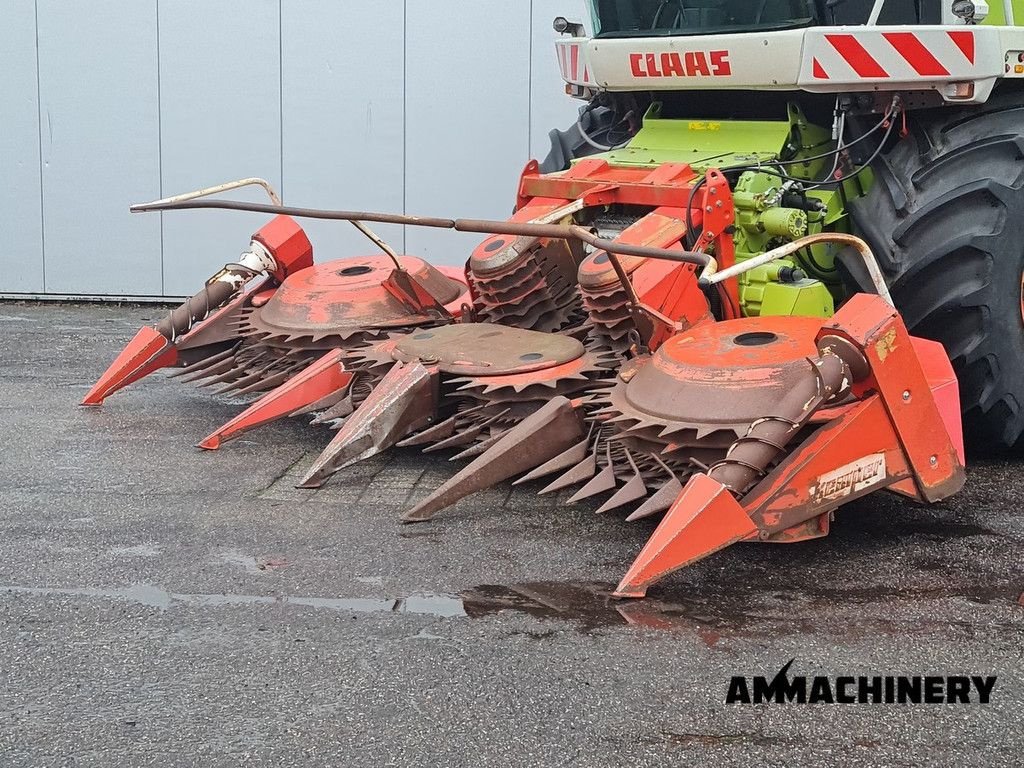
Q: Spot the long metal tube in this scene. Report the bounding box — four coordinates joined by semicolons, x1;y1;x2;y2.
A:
139;178;283;207
129;198;719;279
704;232;893;307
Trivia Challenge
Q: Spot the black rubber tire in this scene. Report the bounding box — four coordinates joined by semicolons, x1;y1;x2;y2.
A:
849;87;1024;451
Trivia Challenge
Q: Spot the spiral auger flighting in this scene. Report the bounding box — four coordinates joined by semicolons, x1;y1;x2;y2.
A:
577;211;715;359
80;215;315;407
468;234;588;334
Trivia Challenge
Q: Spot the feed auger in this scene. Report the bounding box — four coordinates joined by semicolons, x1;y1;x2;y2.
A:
84;0;1024;596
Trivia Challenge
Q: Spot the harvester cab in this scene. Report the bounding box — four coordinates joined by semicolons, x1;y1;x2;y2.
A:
84;0;1024;597
585;0;965;34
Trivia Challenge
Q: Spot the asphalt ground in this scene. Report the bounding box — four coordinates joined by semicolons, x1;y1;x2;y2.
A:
0;303;1021;767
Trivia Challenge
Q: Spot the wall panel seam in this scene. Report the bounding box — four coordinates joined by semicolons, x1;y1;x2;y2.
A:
529;0;534;161
34;0;45;292
402;0;408;254
279;0;284;201
156;0;164;295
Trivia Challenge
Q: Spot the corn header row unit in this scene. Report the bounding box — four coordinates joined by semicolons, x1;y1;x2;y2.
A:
84;0;1024;597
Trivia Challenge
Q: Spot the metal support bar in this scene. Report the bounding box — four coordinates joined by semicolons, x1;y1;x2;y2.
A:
527;198;587;225
867;0;886;25
350;220;403;271
129;197;719;279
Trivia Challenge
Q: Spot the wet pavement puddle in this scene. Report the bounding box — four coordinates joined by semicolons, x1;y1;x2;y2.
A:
2;584;468;618
0;581;717;631
6;580;1016;638
461;582;735;632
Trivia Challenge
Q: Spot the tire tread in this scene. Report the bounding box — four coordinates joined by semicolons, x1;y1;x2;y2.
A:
849;90;1024;450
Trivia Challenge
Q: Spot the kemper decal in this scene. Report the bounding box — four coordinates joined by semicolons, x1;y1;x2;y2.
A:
811;454;887;503
629;50;732;78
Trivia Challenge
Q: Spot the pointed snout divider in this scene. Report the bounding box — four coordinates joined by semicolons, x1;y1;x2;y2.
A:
297;360;438;489
402;396;585;524
613;473;758;599
81;326;178;406
197;348;352;450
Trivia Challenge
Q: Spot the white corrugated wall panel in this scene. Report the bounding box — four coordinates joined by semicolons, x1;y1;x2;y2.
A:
0;0;44;293
36;0;161;295
5;1;590;297
158;0;281;296
404;0;533;266
281;0;406;261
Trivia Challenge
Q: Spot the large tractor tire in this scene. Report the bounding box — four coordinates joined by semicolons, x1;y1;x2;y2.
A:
849;89;1024;451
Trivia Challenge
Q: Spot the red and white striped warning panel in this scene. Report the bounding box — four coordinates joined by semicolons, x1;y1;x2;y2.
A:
802;28;980;82
567;26;1023;102
555;39;592;86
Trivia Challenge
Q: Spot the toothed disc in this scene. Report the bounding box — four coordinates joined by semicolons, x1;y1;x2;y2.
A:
391;324;585;376
244;255;467;343
590;314;829;492
615;315;826;429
